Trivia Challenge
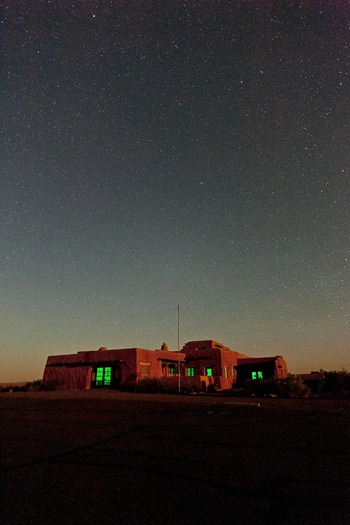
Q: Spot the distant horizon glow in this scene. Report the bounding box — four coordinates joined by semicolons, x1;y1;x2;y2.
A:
1;329;349;383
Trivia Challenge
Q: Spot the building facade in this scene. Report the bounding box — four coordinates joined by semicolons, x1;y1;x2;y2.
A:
43;340;288;391
181;339;249;390
234;356;288;387
43;344;184;390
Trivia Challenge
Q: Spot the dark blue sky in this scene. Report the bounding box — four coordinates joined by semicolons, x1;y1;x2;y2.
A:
1;1;349;381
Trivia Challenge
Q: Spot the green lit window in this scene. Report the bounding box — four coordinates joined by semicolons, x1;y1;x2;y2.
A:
96;367;104;386
258;371;263;379
187;367;195;377
96;367;111;386
252;371;263;380
104;367;111;386
206;367;213;377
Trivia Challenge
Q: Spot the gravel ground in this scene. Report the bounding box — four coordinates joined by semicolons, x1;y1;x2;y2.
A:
1;391;349;524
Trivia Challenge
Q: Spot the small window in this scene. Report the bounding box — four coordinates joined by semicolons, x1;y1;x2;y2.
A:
187;367;195;377
252;371;263;380
169;365;176;375
224;366;228;378
96;367;104;386
206;367;213;377
104;367;111;386
140;364;150;375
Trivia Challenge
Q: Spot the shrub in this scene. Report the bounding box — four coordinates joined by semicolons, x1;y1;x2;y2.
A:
135;378;163;393
321;370;350;398
244;379;276;397
245;378;311;398
26;379;42;392
288;379;311;398
40;380;59;391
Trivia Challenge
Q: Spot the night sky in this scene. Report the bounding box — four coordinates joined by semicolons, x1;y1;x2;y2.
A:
1;1;349;382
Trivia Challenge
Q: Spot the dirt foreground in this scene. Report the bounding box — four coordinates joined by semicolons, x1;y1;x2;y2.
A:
1;391;349;524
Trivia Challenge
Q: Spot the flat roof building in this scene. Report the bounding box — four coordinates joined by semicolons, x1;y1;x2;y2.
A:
43;339;288;391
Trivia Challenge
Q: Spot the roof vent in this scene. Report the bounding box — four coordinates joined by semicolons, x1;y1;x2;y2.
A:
98;347;107;351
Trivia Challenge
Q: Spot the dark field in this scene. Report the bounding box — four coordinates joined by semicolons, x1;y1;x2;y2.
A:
1;392;349;524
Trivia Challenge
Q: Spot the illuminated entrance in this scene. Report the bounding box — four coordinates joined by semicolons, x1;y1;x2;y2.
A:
92;366;114;387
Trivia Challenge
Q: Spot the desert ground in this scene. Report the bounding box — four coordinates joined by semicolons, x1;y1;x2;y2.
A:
1;391;349;525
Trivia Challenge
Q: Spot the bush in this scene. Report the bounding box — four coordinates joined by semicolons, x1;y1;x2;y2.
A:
244;379;276;398
321;370;350;398
26;379;42;392
135;378;163;393
288;379;311;398
134;378;190;394
245;378;311;398
243;372;350;399
39;380;59;391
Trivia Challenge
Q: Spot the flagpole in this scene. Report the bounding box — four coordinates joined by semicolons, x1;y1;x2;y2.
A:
177;304;180;394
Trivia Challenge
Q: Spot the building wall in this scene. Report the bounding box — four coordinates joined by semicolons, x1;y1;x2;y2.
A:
182;340;250;390
43;341;288;391
43;347;184;390
43;363;91;390
235;356;289;386
274;356;288;379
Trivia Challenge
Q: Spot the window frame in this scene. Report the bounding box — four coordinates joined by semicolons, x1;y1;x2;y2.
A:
140;362;151;376
95;366;112;386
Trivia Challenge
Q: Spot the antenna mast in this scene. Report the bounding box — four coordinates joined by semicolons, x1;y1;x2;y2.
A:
177;304;180;394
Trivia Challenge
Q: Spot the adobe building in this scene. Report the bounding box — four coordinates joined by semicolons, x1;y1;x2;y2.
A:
234;356;288;387
43;343;184;390
181;340;288;390
43;339;288;391
181;340;249;390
